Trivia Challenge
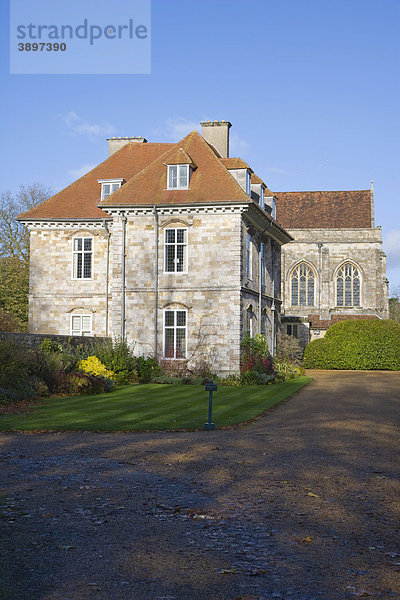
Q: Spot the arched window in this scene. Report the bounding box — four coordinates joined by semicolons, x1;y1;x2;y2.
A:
336;263;360;306
291;263;315;306
246;305;253;336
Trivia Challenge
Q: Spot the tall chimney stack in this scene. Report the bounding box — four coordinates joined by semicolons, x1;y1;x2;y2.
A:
107;136;147;157
200;120;232;158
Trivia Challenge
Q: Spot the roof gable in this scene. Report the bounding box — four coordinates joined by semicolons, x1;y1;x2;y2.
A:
164;147;196;167
101;130;251;207
220;157;252;171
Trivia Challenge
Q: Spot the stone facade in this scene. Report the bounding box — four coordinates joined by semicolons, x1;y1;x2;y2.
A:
25;205;286;376
281;227;389;345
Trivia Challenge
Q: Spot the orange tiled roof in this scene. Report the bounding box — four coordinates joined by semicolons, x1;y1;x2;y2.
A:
101;130;251;207
164;147;196;167
18;142;173;220
220;157;252;171
251;174;264;185
275;190;372;229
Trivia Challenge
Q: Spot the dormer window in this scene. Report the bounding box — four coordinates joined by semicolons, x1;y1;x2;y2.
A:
167;164;190;190
98;178;124;201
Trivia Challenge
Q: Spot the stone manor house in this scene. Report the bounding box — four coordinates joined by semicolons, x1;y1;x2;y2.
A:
18;120;389;375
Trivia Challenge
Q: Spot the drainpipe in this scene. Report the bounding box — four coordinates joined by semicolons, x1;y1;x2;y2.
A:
318;242;322;318
153;206;159;359
102;219;111;338
271;240;276;356
121;213;127;339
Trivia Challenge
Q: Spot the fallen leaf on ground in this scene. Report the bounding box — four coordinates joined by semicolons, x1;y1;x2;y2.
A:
295;536;312;543
306;492;319;498
216;568;238;574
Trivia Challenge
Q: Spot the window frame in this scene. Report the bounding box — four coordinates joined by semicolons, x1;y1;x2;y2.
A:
287;324;298;338
98;178;124;202
70;314;92;337
246;233;253;280
167;164;190;190
246;306;253;337
71;236;94;281
291;263;315;307
163;308;187;359
336;262;361;307
260;242;265;288
261;312;267;336
164;227;188;274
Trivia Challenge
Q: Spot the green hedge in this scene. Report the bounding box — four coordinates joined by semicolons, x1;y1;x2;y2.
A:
303;319;400;370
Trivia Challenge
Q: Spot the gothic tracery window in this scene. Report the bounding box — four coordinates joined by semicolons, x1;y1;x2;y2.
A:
291;263;315;306
336;263;360;306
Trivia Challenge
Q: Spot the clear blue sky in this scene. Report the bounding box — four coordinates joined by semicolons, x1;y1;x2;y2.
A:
1;0;399;290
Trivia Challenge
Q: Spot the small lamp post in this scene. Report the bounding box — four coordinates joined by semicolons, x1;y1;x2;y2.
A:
204;381;217;430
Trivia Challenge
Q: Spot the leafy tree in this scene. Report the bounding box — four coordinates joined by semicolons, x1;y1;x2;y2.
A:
389;287;400;324
0;184;53;330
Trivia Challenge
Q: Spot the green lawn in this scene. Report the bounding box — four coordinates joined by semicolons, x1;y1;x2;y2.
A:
0;377;311;432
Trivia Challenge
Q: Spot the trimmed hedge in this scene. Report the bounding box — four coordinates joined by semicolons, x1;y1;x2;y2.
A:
303;319;400;370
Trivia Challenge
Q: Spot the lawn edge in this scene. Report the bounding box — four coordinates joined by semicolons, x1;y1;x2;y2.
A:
0;377;312;434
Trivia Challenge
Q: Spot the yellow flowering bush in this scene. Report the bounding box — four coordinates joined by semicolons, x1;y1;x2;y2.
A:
78;356;116;381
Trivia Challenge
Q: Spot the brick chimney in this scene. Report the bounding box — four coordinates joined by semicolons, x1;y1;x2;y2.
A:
200;120;232;158
107;136;147;157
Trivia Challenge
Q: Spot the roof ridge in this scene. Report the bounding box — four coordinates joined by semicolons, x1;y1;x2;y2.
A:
100;137;189;203
276;189;370;194
101;130;251;206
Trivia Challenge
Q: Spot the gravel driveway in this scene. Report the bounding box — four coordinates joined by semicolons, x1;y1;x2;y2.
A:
1;370;399;600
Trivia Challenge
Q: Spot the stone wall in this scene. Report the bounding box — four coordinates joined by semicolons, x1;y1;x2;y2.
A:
29;225;112;337
0;332;104;350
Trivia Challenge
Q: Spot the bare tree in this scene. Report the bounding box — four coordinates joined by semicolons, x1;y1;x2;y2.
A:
0;183;53;261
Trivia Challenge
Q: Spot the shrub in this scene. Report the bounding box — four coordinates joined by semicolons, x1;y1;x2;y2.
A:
0;339;30;387
39;338;64;355
273;358;305;382
217;374;241;386
78;356;116;381
276;332;303;365
240;371;275;385
0;377;46;404
136;356;163;383
240;334;275;385
303;319;400;370
65;372;113;396
152;375;184;385
90;338;137;383
0;310;25;332
159;359;188;379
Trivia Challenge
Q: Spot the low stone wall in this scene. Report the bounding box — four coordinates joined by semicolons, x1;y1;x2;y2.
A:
0;332;106;350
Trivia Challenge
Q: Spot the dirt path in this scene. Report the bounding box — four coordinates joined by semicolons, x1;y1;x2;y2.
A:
1;371;399;600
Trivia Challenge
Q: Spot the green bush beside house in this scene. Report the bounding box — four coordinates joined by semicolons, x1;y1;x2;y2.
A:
303;319;400;370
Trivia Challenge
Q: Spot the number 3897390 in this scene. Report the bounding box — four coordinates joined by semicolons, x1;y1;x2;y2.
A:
18;43;67;51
